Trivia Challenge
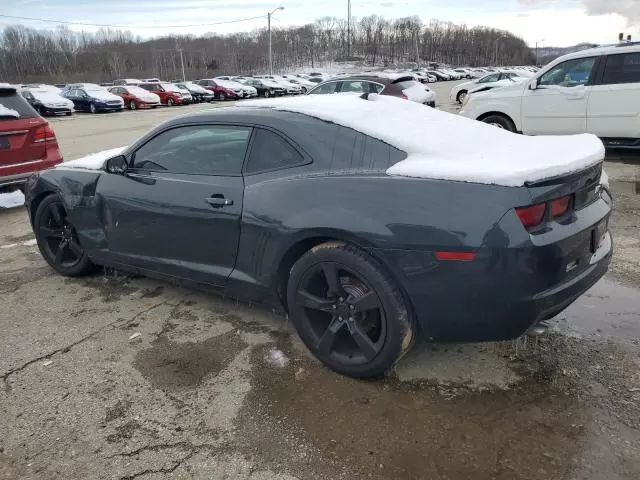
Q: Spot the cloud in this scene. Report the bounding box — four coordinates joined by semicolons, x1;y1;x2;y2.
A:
517;0;640;26
583;0;640;26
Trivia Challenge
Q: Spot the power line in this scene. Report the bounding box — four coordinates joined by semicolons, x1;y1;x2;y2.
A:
0;13;268;29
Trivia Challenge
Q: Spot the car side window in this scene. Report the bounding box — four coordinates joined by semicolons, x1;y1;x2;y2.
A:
369;82;384;93
539;57;596;87
339;80;368;93
478;73;500;83
132;125;252;176
602;53;640;85
309;81;338;95
244;129;304;174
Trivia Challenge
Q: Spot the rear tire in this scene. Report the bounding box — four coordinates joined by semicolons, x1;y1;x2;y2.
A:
481;114;516;132
219;92;226;101
89;103;97;114
456;90;468;104
287;241;415;378
263;90;270;98
167;98;175;107
34;194;96;277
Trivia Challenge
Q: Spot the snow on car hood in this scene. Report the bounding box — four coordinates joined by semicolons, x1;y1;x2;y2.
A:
241;94;604;187
216;80;244;90
86;89;122;102
58;146;128;170
31;90;73;105
0;104;20;118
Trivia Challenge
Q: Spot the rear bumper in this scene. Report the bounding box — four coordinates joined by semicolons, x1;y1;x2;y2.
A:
0;152;63;190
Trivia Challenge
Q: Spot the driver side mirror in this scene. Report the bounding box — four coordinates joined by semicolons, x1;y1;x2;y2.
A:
105;155;128;174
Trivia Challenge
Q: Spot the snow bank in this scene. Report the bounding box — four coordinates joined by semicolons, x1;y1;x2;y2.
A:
59;146;128;170
240;95;604;187
0;190;24;209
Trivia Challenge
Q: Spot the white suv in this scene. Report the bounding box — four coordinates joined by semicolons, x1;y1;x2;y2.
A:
460;43;640;146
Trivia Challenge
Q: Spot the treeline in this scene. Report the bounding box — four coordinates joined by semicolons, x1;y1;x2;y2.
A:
0;16;534;84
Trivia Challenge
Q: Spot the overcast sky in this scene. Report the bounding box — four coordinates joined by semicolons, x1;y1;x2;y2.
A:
1;0;638;47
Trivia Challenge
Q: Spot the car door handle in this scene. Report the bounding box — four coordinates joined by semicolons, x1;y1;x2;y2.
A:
205;195;233;207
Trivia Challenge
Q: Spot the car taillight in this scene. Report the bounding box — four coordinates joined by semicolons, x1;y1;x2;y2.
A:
435;251;477;262
515;203;546;228
401;94;408;100
33;123;56;143
551;195;570;217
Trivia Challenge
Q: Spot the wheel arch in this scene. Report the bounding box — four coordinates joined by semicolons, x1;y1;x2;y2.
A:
476;111;519;131
273;230;414;322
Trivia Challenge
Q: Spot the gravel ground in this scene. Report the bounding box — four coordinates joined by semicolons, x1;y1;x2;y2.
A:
1;84;639;479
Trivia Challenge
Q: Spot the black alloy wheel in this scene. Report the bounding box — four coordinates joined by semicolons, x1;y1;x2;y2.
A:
287;242;414;378
34;195;95;276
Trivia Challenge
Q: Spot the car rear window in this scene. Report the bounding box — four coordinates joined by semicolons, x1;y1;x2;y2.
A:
0;90;38;119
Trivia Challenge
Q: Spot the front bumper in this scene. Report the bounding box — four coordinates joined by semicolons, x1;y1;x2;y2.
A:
41;106;73;115
96;104;123;111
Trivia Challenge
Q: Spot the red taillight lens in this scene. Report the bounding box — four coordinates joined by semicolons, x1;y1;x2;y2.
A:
400;94;408;100
435;251;477;262
33;123;56;143
551;195;570;217
515;203;546;228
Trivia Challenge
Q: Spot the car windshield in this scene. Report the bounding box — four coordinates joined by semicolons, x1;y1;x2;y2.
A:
160;83;182;92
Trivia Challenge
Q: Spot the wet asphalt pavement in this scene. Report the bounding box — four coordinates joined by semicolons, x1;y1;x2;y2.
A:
1;88;639;479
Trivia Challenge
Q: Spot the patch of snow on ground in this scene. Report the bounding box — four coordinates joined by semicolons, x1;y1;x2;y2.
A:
0;238;37;249
0;190;25;209
264;348;290;368
60;146;128;170
241;94;604;187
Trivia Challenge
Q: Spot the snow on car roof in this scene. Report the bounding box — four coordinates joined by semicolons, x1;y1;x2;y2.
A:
240;94;604;187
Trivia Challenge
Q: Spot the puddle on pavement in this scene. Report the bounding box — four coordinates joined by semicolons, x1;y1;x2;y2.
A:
238;340;591;480
611;180;640;195
133;330;247;392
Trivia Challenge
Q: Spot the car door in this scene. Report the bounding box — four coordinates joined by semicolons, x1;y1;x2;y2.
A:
95;123;252;286
587;51;640;139
65;89;81;109
521;56;596;135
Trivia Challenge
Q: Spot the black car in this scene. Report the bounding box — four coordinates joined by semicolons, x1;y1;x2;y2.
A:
20;89;74;116
175;82;215;103
239;78;285;98
24;97;612;378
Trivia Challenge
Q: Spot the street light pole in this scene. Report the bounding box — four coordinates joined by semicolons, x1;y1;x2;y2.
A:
177;48;186;82
495;34;507;65
268;6;284;75
347;0;351;58
535;38;545;66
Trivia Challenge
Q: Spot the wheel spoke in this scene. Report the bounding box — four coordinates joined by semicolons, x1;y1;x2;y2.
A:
50;204;64;226
317;316;346;356
297;290;333;312
39;226;63;239
347;320;380;361
54;239;68;264
350;291;379;314
67;239;83;257
321;264;345;297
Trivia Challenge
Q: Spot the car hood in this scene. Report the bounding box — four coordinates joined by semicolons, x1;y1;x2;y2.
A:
32;92;73;105
58;146;128;170
87;90;123;102
242;94;604;187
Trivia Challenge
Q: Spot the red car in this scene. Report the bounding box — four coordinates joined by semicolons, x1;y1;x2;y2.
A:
196;79;244;100
138;83;192;106
108;85;161;110
0;84;62;193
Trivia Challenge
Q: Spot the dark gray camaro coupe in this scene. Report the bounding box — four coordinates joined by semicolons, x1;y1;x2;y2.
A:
25;95;613;378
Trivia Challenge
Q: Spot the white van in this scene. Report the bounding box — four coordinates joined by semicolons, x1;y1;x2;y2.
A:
460;43;640;147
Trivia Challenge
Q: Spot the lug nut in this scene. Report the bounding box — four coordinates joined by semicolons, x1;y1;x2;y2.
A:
332;304;337;309
349;305;355;310
338;316;343;321
339;297;344;302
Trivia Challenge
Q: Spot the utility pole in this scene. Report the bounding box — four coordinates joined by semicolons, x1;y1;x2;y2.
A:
347;0;351;58
495;34;507;65
268;6;285;75
535;39;545;66
177;47;186;82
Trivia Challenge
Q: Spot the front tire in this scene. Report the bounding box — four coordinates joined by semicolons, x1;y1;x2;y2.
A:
34;195;95;277
456;90;468;104
481;114;516;132
287;241;415;378
167;98;175;106
129;100;137;110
